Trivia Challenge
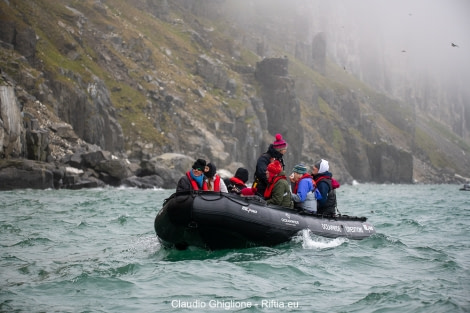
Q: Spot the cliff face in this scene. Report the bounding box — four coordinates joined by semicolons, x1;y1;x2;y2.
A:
1;0;469;186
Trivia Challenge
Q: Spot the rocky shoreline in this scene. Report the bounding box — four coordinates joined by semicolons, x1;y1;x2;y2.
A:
0;82;196;191
0;152;194;191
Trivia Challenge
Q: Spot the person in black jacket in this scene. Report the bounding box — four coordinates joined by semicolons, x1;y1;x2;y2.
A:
176;158;208;192
253;134;287;198
312;159;338;215
225;167;257;195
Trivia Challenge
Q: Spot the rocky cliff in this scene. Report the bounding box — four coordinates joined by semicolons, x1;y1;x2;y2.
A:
1;0;469;190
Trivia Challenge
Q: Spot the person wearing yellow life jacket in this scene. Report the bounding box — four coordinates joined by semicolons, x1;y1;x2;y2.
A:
176;158;208;192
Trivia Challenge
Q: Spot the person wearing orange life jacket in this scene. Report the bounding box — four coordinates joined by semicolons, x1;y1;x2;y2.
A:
204;162;228;192
312;159;339;215
176;158;208;192
264;160;293;208
290;163;317;213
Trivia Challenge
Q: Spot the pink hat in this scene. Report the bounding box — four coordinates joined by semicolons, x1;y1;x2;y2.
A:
273;134;287;150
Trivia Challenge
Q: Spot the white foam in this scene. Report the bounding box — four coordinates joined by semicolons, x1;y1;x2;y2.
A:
299;229;348;249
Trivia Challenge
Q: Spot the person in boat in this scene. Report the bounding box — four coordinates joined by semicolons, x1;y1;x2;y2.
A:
253;133;288;197
264;160;293;208
176;158;208;192
225;167;257;195
290;163;317;213
204;162;228;192
312;159;338;215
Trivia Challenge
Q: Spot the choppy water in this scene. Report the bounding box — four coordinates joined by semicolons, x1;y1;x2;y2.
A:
1;184;469;313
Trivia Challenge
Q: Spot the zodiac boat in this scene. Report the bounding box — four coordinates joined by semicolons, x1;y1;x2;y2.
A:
460;183;470;191
154;191;376;250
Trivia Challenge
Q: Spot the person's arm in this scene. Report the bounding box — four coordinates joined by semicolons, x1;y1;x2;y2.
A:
176;175;190;192
219;176;228;193
255;155;269;185
292;180;308;203
317;181;329;206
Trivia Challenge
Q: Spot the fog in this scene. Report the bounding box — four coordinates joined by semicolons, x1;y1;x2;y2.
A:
313;0;470;101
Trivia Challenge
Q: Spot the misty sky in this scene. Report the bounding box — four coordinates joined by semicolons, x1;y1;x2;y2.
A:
317;0;470;94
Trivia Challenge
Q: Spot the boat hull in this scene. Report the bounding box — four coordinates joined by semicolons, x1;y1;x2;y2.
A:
154;192;376;250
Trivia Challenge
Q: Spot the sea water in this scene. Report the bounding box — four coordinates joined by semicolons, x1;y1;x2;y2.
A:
1;184;469;313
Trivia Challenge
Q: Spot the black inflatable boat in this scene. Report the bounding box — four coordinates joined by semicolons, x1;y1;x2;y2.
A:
154;191;376;250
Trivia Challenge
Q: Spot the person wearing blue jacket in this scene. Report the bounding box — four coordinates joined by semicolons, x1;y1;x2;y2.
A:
290;164;317;213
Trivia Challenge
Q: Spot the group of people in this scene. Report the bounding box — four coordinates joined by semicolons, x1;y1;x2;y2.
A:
176;133;339;215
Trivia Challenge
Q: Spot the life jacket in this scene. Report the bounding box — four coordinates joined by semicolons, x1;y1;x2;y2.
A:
293;173;315;194
264;175;286;199
229;176;247;188
186;171;208;191
316;176;340;189
207;175;221;191
314;175;337;215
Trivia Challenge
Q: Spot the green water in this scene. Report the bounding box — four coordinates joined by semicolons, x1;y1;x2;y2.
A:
1;184;469;312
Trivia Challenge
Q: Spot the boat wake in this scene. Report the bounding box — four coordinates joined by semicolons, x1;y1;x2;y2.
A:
297;229;348;249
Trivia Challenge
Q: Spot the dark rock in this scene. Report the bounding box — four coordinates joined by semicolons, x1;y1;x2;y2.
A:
196;54;228;90
25;129;50;161
81;150;112;168
94;159;132;182
121;175;164;189
0;159;55;190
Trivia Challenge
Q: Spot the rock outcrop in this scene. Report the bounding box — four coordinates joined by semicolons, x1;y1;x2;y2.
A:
1;0;469;190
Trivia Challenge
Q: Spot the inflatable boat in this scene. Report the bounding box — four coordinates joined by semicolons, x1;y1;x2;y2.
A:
460;183;470;191
154;191;376;250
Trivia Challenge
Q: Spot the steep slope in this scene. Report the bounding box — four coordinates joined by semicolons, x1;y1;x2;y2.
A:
1;0;469;184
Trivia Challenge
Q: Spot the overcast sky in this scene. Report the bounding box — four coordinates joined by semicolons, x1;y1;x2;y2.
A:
317;0;470;93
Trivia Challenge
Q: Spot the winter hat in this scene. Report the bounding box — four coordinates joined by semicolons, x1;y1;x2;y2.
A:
192;158;206;171
266;160;282;176
314;159;329;173
205;162;217;178
273;133;288;151
234;167;249;183
293;163;307;174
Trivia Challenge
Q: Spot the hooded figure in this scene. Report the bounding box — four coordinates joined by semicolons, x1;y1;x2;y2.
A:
204;162;228;193
312;159;337;215
225;167;256;195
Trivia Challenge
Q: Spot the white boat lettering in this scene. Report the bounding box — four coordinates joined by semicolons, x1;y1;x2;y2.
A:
241;206;258;214
363;224;374;231
321;223;342;232
281;218;299;225
345;226;364;233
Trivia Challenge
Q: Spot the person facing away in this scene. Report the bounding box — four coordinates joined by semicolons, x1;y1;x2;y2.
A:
204;162;228;193
264;160;293;208
225;167;257;196
312;159;337;215
290;163;317;213
176;158;208;192
253;133;288;197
